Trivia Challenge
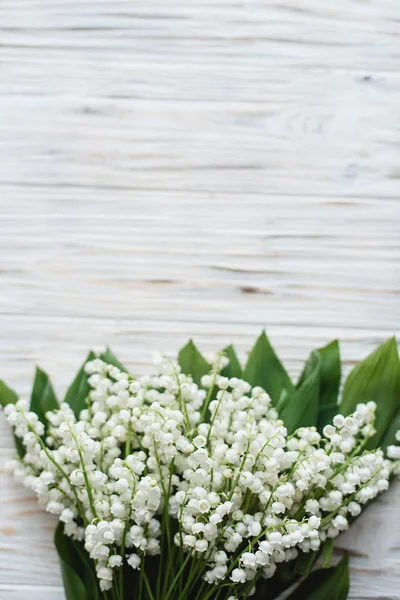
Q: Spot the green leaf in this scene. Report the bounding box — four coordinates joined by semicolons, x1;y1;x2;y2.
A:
243;331;293;404
64;351;96;418
99;346;127;372
296;351;319;389
286;555;349;600
340;338;400;448
322;538;334;568
318;403;339;432
294;549;319;578
291;341;341;432
13;435;25;459
317;340;341;408
55;523;99;600
254;565;299;599
178;340;210;385
221;345;243;379
0;379;19;407
57;549;89;600
276;388;290;414
380;410;400;451
30;367;58;423
280;351;320;433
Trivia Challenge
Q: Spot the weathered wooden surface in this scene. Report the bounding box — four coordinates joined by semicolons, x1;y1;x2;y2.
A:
0;1;400;598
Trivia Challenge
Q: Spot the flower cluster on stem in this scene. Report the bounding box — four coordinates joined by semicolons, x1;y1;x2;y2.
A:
4;354;400;600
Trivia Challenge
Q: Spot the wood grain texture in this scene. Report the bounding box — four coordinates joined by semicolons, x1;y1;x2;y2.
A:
0;1;399;598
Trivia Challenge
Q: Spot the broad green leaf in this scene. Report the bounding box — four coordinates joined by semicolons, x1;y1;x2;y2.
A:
340;338;400;448
295;341;341;432
322;538;334;568
30;367;58;423
13;434;25;459
316;340;341;431
0;380;25;458
380;410;400;451
317;340;341;408
280;352;320;433
297;350;320;389
294;548;319;578
0;380;18;407
64;351;96;418
286;555;349;600
243;331;293;404
276;388;290;414
221;345;243;379
57;549;89;600
55;523;99;600
178;340;210;385
254;565;299;599
318;402;339;432
99;346;127;372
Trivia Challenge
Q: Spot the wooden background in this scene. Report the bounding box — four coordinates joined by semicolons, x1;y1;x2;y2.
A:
0;1;399;598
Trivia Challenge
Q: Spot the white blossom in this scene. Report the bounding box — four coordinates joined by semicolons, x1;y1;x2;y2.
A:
2;355;399;598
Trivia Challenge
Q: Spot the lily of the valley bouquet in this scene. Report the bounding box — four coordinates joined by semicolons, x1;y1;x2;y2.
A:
1;333;400;600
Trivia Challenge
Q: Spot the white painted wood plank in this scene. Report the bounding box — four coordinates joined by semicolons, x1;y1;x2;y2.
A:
0;588;64;600
0;449;61;587
0;3;400;197
0;194;398;332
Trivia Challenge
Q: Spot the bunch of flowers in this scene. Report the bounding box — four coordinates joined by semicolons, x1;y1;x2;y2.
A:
1;333;400;600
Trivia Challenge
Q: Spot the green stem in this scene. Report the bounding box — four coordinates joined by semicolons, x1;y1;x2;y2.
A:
163;551;192;600
321;466;382;527
143;568;156;600
165;357;191;432
206;388;227;444
125;419;132;458
138;559;145;600
201;356;221;421
69;427;98;519
22;417;86;522
119;468;136;600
